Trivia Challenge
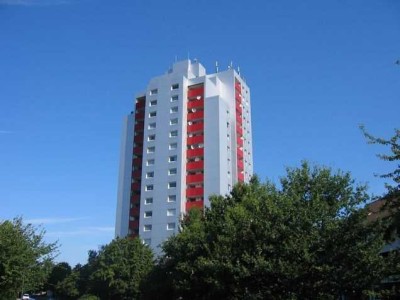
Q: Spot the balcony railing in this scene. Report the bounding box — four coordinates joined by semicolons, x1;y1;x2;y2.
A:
187;135;204;145
188;87;204;98
186;161;204;170
186;187;204;197
187;148;204;158
187;122;204;133
187;110;204;121
186;174;204;184
186;200;204;211
187;99;204;109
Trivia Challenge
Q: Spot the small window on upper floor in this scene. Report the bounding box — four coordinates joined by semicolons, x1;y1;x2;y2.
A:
171;95;179;102
146;171;154;178
147;159;155;166
143;238;151;245
168;168;177;175
169;155;177;163
148;122;156;130
169;142;177;150
145;197;153;205
150;100;157;106
145;184;153;191
167;195;176;202
171;83;179;90
170;106;178;113
144;211;152;218
149;111;156;118
148;134;156;141
150;88;158;95
168;181;177;188
170;118;178;125
167;222;175;230
144;224;152;232
147;146;155;153
170;130;178;138
167;208;176;216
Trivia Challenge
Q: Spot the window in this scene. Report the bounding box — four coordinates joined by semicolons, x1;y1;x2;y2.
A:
144;224;152;231
144;211;152;218
169;155;177;163
143;238;151;245
150;99;157;107
149;111;156;118
148;122;156;130
171;83;179;90
146;171;154;178
145;197;153;205
148;134;156;141
145;184;153;191
167;209;176;216
168;182;177;188
167;223;175;230
146;159;154;166
170;130;178;138
147;146;155;153
170;118;178;125
168;195;176;202
170;106;178;113
171;95;178;102
150;88;158;95
168;168;177;175
169;142;177;150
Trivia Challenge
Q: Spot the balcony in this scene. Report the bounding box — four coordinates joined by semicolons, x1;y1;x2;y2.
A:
186;173;204;184
187;122;203;133
132;158;142;166
237;148;244;159
134;123;144;131
187;148;204;158
187;135;204;145
237;160;244;170
135;100;145;109
135;111;145;120
133;147;143;156
129;219;139;229
188;87;204;98
130;194;140;203
134;134;144;143
236;105;242;115
187;99;204;109
236;115;242;124
187;110;204;121
186;160;204;170
130;207;139;217
186;187;204;197
132;170;142;179
131;182;141;191
186;200;204;211
237;137;244;146
238;173;245;183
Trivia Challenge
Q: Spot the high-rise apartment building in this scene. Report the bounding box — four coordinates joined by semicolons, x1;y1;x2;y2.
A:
115;59;253;252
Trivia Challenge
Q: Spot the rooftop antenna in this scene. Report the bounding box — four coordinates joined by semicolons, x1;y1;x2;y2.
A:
215;61;219;73
237;65;241;75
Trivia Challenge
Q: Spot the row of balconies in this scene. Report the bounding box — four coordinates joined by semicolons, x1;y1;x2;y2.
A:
188;87;204;99
187;99;204;109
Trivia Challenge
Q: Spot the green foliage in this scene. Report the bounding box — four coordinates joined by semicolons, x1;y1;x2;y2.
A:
0;217;58;299
360;126;400;235
87;237;154;299
149;163;391;300
44;262;72;293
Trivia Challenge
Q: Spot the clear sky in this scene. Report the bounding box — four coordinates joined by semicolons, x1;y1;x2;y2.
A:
1;0;399;266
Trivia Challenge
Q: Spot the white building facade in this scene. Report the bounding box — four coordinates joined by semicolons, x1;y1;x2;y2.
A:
115;60;253;252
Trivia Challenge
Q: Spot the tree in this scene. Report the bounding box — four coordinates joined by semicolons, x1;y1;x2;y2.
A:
44;262;72;293
0;217;58;299
151;163;392;299
360;126;400;234
88;237;154;300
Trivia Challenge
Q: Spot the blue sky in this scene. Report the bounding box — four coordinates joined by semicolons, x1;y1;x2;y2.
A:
1;0;399;266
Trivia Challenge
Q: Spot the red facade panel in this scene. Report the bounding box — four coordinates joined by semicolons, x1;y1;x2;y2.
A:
187;135;204;145
186;187;204;197
187;148;204;158
188;87;204;98
186;200;204;211
187;110;204;121
186;174;204;184
187;99;204;109
187;122;204;133
187;161;204;170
